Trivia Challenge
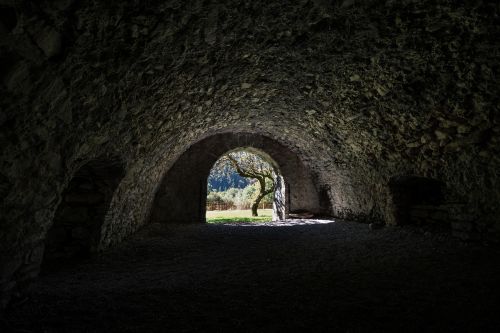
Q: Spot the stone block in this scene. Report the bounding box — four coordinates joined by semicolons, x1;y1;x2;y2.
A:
35;26;62;58
452;230;470;240
0;256;22;283
16;262;41;282
0;280;16;293
451;221;473;231
485;231;500;244
0;281;16;309
3;60;31;93
15;262;36;276
26;244;45;265
54;0;75;10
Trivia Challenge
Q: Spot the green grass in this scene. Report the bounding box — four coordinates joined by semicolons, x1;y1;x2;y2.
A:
206;209;272;224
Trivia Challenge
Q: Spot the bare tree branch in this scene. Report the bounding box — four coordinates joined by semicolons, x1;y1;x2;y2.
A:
217;151;277;216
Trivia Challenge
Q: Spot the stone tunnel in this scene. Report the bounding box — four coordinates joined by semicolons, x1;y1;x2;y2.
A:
0;0;499;331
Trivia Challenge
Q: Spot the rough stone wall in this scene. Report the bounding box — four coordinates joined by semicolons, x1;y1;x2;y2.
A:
1;0;499;307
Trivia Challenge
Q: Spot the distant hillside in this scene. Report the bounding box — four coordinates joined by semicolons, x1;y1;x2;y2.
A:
208;168;251;191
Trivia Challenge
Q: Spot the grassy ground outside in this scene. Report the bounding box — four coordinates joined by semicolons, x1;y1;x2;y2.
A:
206;209;272;223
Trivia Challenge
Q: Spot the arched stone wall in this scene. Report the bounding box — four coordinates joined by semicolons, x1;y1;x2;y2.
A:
150;132;324;224
97;123;373;252
1;0;499;309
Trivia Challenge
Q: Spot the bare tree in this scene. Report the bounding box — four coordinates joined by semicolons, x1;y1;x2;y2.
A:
217;151;276;216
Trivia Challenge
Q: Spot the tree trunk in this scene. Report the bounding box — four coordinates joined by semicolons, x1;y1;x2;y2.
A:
251;201;259;216
224;155;276;217
251;191;268;216
252;178;267;216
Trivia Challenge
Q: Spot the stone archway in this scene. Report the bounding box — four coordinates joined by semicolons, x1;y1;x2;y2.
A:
207;147;287;220
150;132;323;224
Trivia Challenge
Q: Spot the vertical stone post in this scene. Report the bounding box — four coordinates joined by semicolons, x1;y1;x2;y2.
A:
273;175;287;221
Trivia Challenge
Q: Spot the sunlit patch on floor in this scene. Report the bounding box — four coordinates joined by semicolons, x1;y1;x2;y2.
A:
215;218;336;227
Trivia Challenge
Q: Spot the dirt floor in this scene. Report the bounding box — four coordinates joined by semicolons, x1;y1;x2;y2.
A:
2;219;500;332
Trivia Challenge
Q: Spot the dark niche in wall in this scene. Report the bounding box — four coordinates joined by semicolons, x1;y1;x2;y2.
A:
389;175;446;226
318;184;333;216
0;6;17;33
42;158;125;272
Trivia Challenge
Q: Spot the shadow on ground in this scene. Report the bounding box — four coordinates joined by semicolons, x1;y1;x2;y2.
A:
2;219;500;332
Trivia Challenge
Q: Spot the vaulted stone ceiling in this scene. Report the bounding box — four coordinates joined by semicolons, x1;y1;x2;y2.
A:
0;0;499;308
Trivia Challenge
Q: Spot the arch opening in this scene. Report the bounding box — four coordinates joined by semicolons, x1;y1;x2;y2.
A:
150;132;322;224
42;157;125;272
206;148;285;223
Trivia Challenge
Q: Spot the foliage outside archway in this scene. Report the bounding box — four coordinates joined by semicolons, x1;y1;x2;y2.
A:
208;149;278;216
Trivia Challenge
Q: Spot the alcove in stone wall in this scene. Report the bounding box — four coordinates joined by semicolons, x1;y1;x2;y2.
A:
389;176;446;227
42;157;125;271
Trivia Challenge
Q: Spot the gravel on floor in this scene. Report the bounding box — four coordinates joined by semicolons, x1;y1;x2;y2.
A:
2;219;500;332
